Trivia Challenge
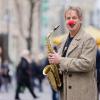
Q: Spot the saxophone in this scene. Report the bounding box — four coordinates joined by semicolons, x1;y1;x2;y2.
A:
43;25;62;91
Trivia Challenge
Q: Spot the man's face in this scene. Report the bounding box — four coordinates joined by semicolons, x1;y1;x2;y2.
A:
65;10;81;32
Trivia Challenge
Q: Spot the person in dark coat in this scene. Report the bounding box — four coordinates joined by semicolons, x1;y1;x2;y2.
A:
0;47;3;90
96;48;100;92
15;50;38;100
31;58;45;92
1;60;11;92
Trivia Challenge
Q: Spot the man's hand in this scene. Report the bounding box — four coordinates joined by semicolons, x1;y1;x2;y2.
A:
48;51;61;64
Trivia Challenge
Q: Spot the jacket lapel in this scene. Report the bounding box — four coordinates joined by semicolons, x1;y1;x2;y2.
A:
66;28;83;56
66;38;80;56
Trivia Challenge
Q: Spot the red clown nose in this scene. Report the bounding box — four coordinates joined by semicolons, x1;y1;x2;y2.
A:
67;20;76;25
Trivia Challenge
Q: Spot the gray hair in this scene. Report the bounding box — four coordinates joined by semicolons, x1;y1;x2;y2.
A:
64;6;83;20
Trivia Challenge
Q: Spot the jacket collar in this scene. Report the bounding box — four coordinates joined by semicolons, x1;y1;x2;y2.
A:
66;27;84;56
59;27;84;56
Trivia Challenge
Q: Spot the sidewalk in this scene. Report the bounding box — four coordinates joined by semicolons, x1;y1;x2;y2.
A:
0;79;52;100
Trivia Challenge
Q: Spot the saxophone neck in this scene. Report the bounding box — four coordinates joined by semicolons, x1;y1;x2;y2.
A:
46;25;60;53
46;36;53;53
47;25;60;39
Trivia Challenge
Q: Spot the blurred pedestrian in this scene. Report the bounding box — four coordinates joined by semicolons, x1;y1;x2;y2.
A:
1;60;11;92
0;47;2;91
15;49;38;100
48;6;97;100
31;57;45;92
96;48;100;92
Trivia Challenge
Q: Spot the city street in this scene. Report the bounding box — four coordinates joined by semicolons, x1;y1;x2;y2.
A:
0;79;52;100
1;78;100;100
0;0;100;100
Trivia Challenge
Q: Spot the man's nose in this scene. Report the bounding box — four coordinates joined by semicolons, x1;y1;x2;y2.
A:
67;20;76;25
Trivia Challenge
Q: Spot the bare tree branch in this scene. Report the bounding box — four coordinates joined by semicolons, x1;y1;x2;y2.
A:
14;0;25;38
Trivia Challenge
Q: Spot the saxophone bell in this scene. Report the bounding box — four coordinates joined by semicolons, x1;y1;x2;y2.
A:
43;65;51;75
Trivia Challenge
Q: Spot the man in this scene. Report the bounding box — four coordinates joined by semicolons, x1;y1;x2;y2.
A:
15;49;38;100
48;6;97;100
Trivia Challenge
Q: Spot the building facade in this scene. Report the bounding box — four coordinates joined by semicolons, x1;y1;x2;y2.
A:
0;0;98;65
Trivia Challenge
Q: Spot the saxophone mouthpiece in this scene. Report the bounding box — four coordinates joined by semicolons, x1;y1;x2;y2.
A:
53;25;60;31
47;25;60;38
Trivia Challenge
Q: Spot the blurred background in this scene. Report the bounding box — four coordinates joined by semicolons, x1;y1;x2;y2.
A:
0;0;100;100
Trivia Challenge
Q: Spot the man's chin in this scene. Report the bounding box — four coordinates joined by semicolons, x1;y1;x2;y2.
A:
68;28;76;32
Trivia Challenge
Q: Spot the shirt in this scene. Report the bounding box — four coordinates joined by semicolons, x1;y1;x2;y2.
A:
62;34;73;57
